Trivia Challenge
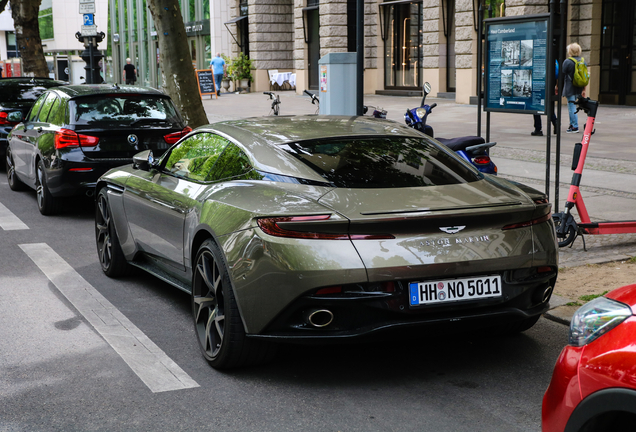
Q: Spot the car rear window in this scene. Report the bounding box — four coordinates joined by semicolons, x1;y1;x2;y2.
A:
68;95;181;126
279;136;481;188
0;83;56;104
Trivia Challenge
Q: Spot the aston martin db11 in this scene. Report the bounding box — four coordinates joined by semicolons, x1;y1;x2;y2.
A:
95;116;558;369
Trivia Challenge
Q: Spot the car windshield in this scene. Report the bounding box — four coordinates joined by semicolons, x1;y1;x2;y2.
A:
68;95;181;126
0;82;59;104
279;136;481;188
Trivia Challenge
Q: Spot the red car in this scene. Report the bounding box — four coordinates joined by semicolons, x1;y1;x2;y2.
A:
543;284;636;431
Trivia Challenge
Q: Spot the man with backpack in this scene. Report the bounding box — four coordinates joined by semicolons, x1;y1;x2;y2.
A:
562;42;589;133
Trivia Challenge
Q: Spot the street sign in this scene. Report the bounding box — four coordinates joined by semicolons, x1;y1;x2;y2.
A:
79;3;95;14
79;0;94;3
83;14;94;26
81;25;97;36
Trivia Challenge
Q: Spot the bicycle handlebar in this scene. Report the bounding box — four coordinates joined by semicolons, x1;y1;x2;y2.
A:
263;91;274;99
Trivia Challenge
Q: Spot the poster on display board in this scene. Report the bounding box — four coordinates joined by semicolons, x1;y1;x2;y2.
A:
484;15;549;114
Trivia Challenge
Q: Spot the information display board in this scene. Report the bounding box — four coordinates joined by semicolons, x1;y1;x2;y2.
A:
484;15;549;114
196;69;216;98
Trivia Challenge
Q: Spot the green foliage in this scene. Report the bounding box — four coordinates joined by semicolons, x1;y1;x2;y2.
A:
579;291;609;303
630;256;636;263
38;8;54;40
565;301;582;307
228;53;254;81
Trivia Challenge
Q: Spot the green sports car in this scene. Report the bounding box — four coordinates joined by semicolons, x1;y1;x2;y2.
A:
95;115;558;369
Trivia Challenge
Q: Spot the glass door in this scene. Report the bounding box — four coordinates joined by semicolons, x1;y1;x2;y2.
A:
384;2;422;89
600;0;636;105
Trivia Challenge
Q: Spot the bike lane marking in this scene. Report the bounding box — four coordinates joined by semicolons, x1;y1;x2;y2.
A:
0;202;28;230
19;243;200;393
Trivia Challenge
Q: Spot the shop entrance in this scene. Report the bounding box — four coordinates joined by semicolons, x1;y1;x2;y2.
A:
383;1;422;90
599;0;636;105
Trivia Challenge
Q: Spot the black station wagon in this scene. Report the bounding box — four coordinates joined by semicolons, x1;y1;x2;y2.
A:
6;84;190;215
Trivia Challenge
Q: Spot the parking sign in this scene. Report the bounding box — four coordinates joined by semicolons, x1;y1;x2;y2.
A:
83;14;94;26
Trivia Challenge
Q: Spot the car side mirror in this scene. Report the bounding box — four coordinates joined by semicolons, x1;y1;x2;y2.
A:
133;150;156;171
7;111;23;123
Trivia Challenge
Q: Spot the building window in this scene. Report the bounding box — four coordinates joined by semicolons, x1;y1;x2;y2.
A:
39;0;54;40
6;31;18;58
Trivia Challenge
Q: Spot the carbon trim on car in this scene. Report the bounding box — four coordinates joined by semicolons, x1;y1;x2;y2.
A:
564;388;636;432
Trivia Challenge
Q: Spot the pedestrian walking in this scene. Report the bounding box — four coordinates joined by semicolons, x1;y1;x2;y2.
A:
122;58;137;85
209;53;226;97
562;43;589;133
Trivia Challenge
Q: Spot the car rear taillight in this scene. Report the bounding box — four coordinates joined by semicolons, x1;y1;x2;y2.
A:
54;129;99;149
473;155;491;165
502;213;552;230
164;126;193;144
0;112;18;126
257;215;395;240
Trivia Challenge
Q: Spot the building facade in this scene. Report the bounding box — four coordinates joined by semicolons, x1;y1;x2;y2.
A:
224;0;635;106
0;0;108;82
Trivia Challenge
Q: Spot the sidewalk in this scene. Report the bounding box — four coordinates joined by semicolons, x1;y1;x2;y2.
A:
201;91;636;324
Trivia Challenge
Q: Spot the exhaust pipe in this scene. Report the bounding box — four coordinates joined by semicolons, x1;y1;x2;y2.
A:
305;309;334;328
542;286;553;303
86;189;95;197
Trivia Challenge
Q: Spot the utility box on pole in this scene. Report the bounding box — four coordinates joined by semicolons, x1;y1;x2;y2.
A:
318;53;357;115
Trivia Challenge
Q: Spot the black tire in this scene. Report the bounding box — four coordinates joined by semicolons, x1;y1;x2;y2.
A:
36;160;60;215
553;214;576;248
192;239;276;369
6;148;25;191
95;189;130;277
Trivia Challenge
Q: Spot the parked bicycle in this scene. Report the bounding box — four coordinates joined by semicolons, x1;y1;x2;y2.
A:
264;91;281;116
303;90;319;114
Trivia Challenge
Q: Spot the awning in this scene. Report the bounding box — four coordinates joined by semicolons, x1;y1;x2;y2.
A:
224;15;248;25
224;16;248;48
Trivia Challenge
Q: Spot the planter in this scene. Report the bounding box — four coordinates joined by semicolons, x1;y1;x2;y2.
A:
221;79;230;92
239;78;250;92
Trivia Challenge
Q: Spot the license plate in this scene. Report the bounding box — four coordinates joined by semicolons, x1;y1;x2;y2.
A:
409;275;502;306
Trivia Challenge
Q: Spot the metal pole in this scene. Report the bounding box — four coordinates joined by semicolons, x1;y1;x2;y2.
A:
486;4;492;143
554;0;567;212
545;0;557;199
477;3;483;138
89;38;94;84
356;0;364;116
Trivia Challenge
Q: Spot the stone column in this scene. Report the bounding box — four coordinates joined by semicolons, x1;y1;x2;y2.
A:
422;0;444;96
504;0;549;17
568;0;600;100
454;0;477;104
248;0;294;92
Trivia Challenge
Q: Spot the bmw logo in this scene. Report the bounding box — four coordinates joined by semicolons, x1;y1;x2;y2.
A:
128;134;139;145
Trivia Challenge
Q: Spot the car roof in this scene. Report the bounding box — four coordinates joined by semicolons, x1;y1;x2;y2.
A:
0;77;68;87
52;84;168;98
201;116;429;181
207;115;424;147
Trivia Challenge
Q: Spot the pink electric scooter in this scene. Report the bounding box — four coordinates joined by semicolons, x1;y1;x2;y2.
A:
552;96;636;248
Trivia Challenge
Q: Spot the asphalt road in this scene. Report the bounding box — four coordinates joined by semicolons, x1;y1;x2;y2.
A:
0;162;570;431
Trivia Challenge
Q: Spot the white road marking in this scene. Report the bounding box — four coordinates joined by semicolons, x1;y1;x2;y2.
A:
19;243;200;393
0;202;28;230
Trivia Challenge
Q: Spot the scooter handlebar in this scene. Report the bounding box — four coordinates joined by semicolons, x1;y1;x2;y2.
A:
429;103;437;111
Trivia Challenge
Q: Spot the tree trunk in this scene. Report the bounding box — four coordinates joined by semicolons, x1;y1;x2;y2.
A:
10;0;49;78
147;0;208;128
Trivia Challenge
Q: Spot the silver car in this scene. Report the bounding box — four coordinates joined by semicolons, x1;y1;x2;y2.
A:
95;116;558;369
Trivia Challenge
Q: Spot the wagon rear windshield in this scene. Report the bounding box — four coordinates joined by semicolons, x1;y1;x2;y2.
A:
279;136;480;188
69;95;182;126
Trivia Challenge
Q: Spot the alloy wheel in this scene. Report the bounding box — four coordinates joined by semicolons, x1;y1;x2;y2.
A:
36;164;45;209
95;193;113;271
193;249;226;360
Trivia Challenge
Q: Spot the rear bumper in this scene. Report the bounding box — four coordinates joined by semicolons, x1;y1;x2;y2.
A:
252;269;557;341
45;154;132;197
